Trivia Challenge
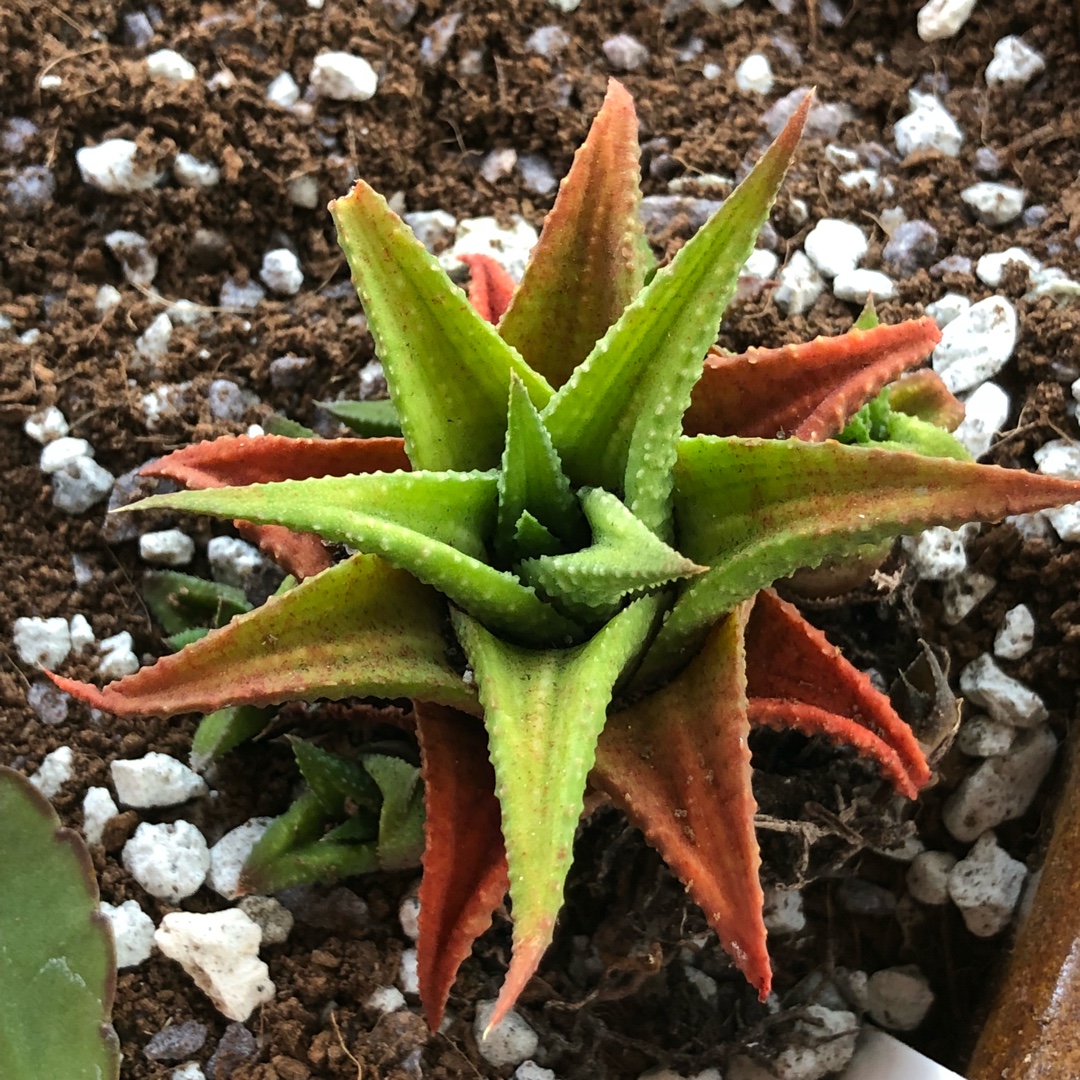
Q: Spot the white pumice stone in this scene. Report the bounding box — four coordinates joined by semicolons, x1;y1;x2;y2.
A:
106;233;159;293
100;899;156;968
398;893;421;940
124;821;210;902
925;292;971;328
52;455;115;513
943;725;1058;842
514;1062;557;1080
166;300;209;326
1025;267;1080;303
30;746;74;798
1043;503;1080;543
702;61;722;80
474;1001;539;1068
206;536;268;590
903;525;969;580
866;966;934;1031
741;248;779;279
762;886;806;934
95;284;122;316
961;182;1026;226
40;437;93;474
286;175;319;209
985;35;1046;87
959;653;1048;728
134;312;173;370
24;405;69;444
399;947;419;994
112;752;209;808
774;251;825;316
27;679;69;724
804;219;868;279
832;268;896;303
82;785;118;846
994;604;1035;659
735;53;774;94
824;144;860;168
13;616;71;668
975;246;1040;287
237;895;294;945
403;209;456;253
684;965;719;1003
941;569;996;625
893;91;963;158
76;139;164;194
956;714;1016;757
310;51;378;101
948;831;1027;937
602;33;650;72
259;248;303;296
98;631;140;680
838;168;893;196
547;0;581;8
772;1006;859;1079
146;48;196;82
367;985;406;1013
170;1064;204;1080
441;215;539;281
208;817;274;899
951;381;1009;459
917;0;977;41
906;851;958;905
139;529;196;567
479;147;517;183
173;153;220;188
931;295;1017;394
266;71;300;107
155;909;275;1021
1034;438;1080;480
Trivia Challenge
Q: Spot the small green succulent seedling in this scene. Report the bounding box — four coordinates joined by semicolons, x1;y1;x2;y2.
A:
52;82;1080;1032
0;767;121;1079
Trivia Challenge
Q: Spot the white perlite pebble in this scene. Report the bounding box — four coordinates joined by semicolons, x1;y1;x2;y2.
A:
155;909;275;1021
960;653;1047;728
146;49;196;82
404;209;456;253
602;33;650;72
804;219;867;279
173;154;220;189
986;35;1046;87
399;893;421;940
367;985;406;1014
735;53;774;94
237;895;294;945
287;175;319;209
24;405;69;444
399;947;419;994
30;746;75;798
832;268;896;303
948;831;1027;937
1042;503;1080;543
894;91;963;158
903;525;968;580
440;215;539;282
139;529;196;567
975;246;1040;287
917;0;977;42
943;725;1058;842
95;284;122;316
260;249;303;295
961;182;1026;226
77;139;163;194
40;436;93;474
1034;438;1080;480
52;455;115;513
925;293;970;329
942;569;996;626
208;818;274;899
98;631;140;680
207;536;268;589
906;851;958;905
762;886;806;935
112;752;209;808
124;821;210;902
514;1062;557;1080
474;1001;540;1068
866;967;934;1032
14;615;72;668
995;604;1035;659
267;72;301;108
310;52;378;101
956;714;1016;757
104;230;158;288
774;251;825;316
773;1006;859;1080
742;248;778;279
83;786;118;846
134;313;173;369
171;1064;205;1080
931;295;1017;395
100;900;156;968
952;381;1009;459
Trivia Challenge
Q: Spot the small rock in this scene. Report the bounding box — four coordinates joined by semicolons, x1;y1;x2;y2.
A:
14;615;71;668
518;154;557;196
372;0;419;29
774;251;825;316
367;985;406;1013
735;53;773;95
403;209;456;252
112;752;208;808
602;33;649;72
83;785;119;846
930;253;973;277
924;292;970;329
774;1005;859;1079
98;631;140;680
948;831;1027;936
441;215;539;281
762;886;806;934
208;817;274;899
95;284;123;316
837;878;897;918
932;295;1017;394
639;195;723;235
866;966;934;1031
77;139;163;194
994;604;1035;659
69;613;94;652
960;653;1047;728
286;174;318;209
124;820;211;902
123;12;155;49
474;1001;539;1068
238;895;294;945
269;355;314;390
547;0;581;9
24;405;69;444
399;947;419;994
205;1022;259;1079
105;230;158;288
882;220;939;277
825;144;859;168
514;1063;556;1080
156;911;275;1022
171;1064;205;1080
139;529;195;567
956;714;1016;757
207;536;276;595
267;72;301;108
985;35;1046;88
27;678;70;724
832;268;896;303
399;892;421;940
146;48;196;82
742;248;779;279
952;381;1009;459
1;116;38;155
961;182;1026;226
943;724;1058;841
173;154;220;189
30;746;74;798
310;52;378;101
480;148;517;184
904;525;969;580
761;86;853;139
40;436;93;475
101;899;156;968
144;1020;208;1063
526;25;570;58
894;91;963;158
1034;437;1080;479
277;885;369;932
208;378;255;423
917;0;977;41
974;146;1001;177
52;456;115;514
220;277;266;310
6;165;56;217
975;246;1040;287
133;312;173;373
260;249;303;296
804;218;868;279
702;61;722;80
420;11;462;66
906;850;957;905
942;569;996;625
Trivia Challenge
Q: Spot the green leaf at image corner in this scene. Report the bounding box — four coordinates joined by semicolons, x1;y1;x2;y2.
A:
142;571;252;636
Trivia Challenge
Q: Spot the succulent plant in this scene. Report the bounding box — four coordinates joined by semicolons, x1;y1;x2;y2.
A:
50;81;1080;1032
0;766;121;1079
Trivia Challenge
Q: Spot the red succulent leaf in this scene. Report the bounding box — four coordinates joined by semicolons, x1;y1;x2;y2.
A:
592;601;771;1000
142;434;410;579
886;368;966;432
684;318;943;441
414;703;509;1031
745;589;930;794
459;253;518;326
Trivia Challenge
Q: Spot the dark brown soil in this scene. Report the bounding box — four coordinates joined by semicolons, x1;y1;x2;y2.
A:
4;1;1080;1077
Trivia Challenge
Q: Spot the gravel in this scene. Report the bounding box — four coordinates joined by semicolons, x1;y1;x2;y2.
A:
474;1002;540;1068
309;51;378;100
931;295;1017;394
961;182;1026;226
123;820;211;902
735;53;774;94
985;35;1046;87
76;138;163;194
947;832;1027;937
112;752;209;808
959;653;1048;728
100;899;157;968
803;218;867;278
893;91;963;157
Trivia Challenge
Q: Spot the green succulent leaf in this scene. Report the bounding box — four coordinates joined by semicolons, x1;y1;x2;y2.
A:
363;754;426;870
541;94;812;536
190;705;276;771
519;487;705;623
452;595;660;1030
512;511;565;560
264;415;318;439
290;736;382;816
322;399;403;438
330;181;552;471
0;767;120;1080
141;571;251;636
